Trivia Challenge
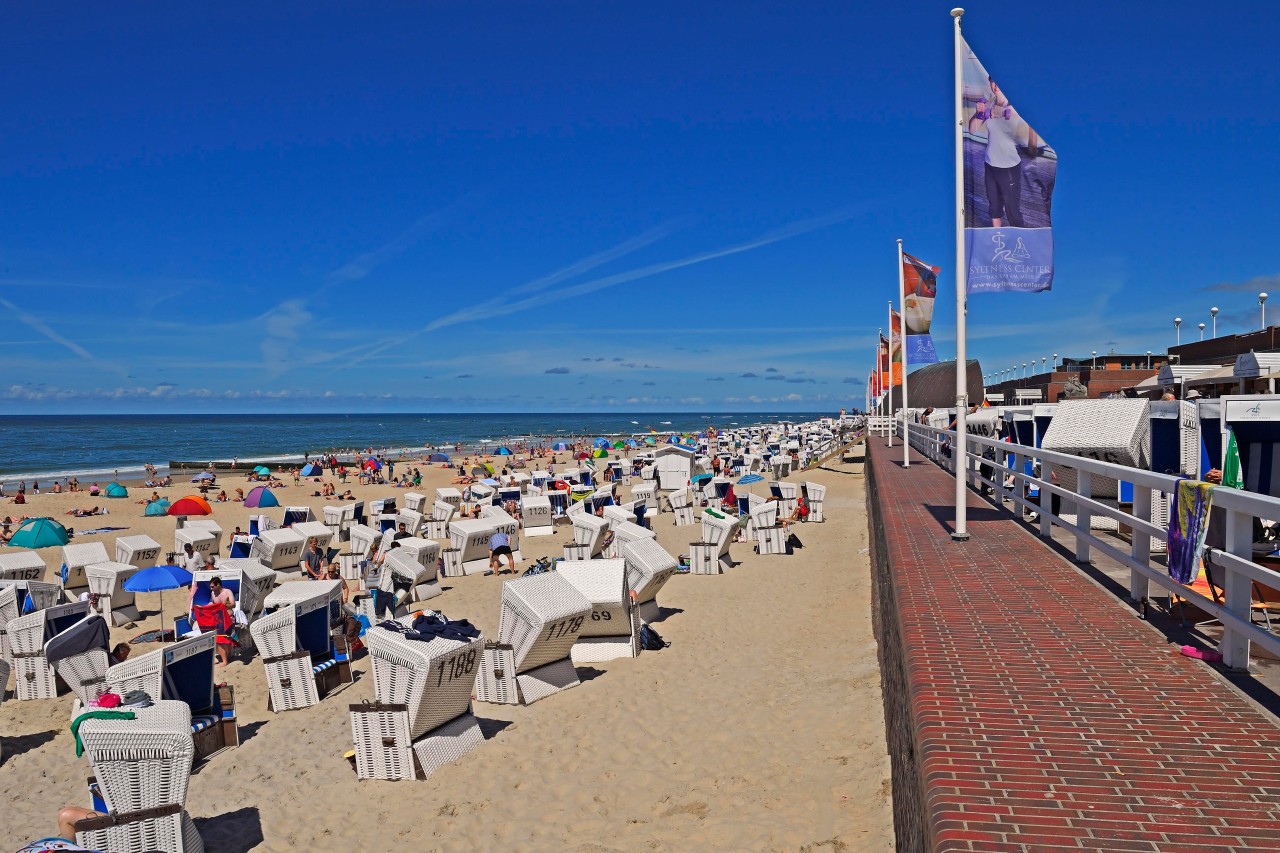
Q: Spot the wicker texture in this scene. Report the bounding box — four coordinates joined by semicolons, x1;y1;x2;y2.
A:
571;514;609;557
0;657;9;702
348;524;381;560
264;654;320;711
554;560;633;639
249;607;296;660
0;551;47;580
473;644;517;704
62;542;111;592
619;538;677;606
106;645;165;700
497;573;591;675
350;702;414;780
367;630;483;739
79;810;204;853
515;658;581;704
412;713;483;777
53;647;110;706
250;528;306;570
1041;398;1152;502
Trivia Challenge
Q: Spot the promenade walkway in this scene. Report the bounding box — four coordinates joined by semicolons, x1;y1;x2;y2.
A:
868;439;1280;852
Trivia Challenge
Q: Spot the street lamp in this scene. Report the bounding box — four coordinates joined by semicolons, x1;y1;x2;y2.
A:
1211;306;1219;337
1052;353;1058;369
1092;351;1098;369
1146;350;1152;369
1261;292;1269;329
1174;317;1182;346
1198;322;1206;340
1022;362;1027;378
1041;356;1047;372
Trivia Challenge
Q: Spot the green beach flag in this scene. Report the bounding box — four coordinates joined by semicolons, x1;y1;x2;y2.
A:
1223;429;1244;490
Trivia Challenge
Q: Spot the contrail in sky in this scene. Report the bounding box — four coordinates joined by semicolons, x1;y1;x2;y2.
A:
0;297;98;362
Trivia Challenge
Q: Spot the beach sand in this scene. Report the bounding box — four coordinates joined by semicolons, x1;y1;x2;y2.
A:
0;447;891;851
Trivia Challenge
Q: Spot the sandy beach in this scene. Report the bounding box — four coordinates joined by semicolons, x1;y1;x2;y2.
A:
0;443;891;851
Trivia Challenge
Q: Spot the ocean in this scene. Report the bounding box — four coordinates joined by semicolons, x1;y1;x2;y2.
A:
0;412;829;486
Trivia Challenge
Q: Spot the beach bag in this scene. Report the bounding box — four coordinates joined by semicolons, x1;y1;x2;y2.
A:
640;624;668;651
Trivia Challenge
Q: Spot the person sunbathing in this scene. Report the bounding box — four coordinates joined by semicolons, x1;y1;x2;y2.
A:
452;475;474;485
64;506;101;518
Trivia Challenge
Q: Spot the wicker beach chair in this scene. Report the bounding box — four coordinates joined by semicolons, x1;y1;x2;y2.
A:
46;613;111;709
521;495;554;537
690;509;740;575
667;488;695;526
293;520;335;561
347;523;381;561
251;580;351;712
1041;398;1152;532
193;558;278;624
86;561;142;626
604;519;656;558
0;551;47;583
396;508;425;537
73;700;204;853
174;527;216;562
0;657;9;705
801;481;827;523
62;542;110;600
564;513;609;561
403;491;428;514
424;500;456;539
8;600;90;700
114;534;162;569
630;481;656;509
184;519;223;555
250;527;306;571
1;579;61;663
620;537;679;624
448;518;508;576
351;627;485;781
749;501;791;556
380;548;441;610
556;559;640;663
474;572;592;705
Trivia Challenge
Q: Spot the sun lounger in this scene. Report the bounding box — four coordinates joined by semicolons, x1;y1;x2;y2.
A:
351;625;485;780
521;495;554;536
555;559;640;663
474;572;592;705
620;537;678;624
690;509;740;575
564;513;609;560
250;527;306;571
72;699;205;853
251;580;351;712
86;561;143;625
8;599;91;700
114;534;162;569
61;542;110;599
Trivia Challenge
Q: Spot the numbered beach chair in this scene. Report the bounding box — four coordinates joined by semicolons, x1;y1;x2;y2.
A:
620;537;679;624
72;700;205;853
174;527;216;563
0;551;47;583
556;559;640;663
351;626;485;781
62;542;110;600
604;520;656;558
251;579;351;712
250;527;306;571
474;572;592;706
379;547;442;611
293;520;335;560
193;558;277;625
47;613;111;709
282;505;315;527
630;481;656;510
86;561;143;625
402;491;428;514
8;599;91;700
0;579;63;662
690;509;740;575
521;495;554;536
114;535;162;569
564;513;609;560
184;519;223;555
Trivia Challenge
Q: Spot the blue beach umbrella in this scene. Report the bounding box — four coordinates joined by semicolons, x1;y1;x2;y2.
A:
144;498;171;517
254;465;271;476
737;473;764;486
191;472;215;482
124;564;193;629
691;473;713;484
9;517;71;549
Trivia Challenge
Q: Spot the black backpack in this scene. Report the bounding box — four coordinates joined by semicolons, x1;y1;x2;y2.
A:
640;624;668;651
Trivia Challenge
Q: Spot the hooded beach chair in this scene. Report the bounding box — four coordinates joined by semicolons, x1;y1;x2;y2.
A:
114;534;162;569
603;519;655;558
690;508;740;575
378;546;441;611
8;599;90;700
555;559;641;663
293;520;335;560
521;495;554;536
250;527;306;571
46;613;111;709
192;558;277;625
0;579;62;663
424;500;456;539
667;488;696;526
563;513;609;561
62;542;110;600
184;519;223;555
0;550;47;583
72;699;205;853
351;622;486;781
403;491;428;514
174;527;216;563
282;505;315;527
251;579;351;712
801;481;827;523
474;572;592;706
396;508;425;537
750;500;790;555
86;561;143;625
620;537;679;624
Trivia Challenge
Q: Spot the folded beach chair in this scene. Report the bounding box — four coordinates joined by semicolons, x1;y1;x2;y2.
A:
72;699;205;853
402;491;428;514
0;550;47;583
690;509;741;575
251;579;351;712
620;537;679;624
62;542;110;600
521;495;554;536
474;573;592;705
86;561;143;626
184;519;223;555
556;559;641;663
0;578;62;662
114;534;162;569
564;513;609;560
351;625;485;781
8;600;91;700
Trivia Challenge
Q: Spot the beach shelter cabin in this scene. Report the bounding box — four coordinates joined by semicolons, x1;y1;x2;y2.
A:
1218;395;1280;498
7;599;90;699
175;526;217;562
184;519;224;554
653;445;697;491
85;561;142;625
620;537;678;624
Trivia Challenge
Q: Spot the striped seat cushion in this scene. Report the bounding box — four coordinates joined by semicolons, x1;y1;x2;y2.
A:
191;714;220;734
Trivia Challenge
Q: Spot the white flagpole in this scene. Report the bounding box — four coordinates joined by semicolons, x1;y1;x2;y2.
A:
952;7;970;541
898;239;910;467
886;301;894;448
877;327;883;418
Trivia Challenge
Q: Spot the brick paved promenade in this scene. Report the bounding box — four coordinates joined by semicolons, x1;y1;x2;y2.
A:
867;439;1280;852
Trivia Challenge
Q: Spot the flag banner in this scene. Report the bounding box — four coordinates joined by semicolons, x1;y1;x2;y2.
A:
879;334;890;392
903;252;940;363
961;36;1056;294
889;311;904;386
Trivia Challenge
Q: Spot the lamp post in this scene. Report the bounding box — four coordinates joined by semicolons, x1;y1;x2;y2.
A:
1022;362;1027;379
1052;353;1058;369
1041;356;1046;372
1092;351;1097;369
1174;317;1182;346
1211;306;1218;337
1261;292;1269;329
1146;350;1152;369
1198;322;1206;340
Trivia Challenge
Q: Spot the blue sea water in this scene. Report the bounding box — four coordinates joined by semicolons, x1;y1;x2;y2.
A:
0;412;828;485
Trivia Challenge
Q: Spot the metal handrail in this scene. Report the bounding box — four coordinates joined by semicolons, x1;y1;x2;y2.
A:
898;421;1280;669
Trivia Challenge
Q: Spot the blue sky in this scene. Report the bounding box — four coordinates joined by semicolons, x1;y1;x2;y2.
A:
2;1;1278;413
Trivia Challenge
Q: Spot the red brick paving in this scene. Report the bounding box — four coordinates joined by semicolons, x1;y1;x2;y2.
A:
869;440;1280;851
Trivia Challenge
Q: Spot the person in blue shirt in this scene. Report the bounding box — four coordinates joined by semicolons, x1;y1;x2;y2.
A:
488;530;516;575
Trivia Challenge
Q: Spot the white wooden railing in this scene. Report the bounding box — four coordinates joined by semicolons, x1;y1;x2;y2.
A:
901;422;1280;671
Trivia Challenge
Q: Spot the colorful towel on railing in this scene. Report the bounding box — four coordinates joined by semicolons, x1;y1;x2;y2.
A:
70;709;137;757
1168;479;1214;584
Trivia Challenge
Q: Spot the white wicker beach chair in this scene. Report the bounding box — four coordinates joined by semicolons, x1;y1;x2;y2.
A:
619;537;678;624
474;572;591;705
8;600;90;700
521;495;554;536
73;699;204;853
184;519;223;555
1;579;57;662
802;481;827;523
86;561;142;625
251;579;350;712
250;527;306;571
605;520;656;558
174;527;216;562
348;523;381;561
435;486;463;510
690;509;740;575
0;657;9;704
1041;398;1152;532
556;559;640;663
196;558;277;623
114;534;162;569
381;547;441;606
564;513;609;561
403;491;428;514
423;500;456;539
630;481;656;509
448;518;512;576
47;613;111;709
667;488;696;526
351;628;485;781
61;542;110;599
293;520;334;558
396;508;425;537
0;551;47;583
283;505;316;526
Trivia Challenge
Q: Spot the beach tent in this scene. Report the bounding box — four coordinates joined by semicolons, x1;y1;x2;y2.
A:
363;459;381;471
496;446;513;456
9;517;71;549
244;486;280;508
145;499;171;517
300;463;323;477
254;465;271;476
644;437;657;446
592;449;609;458
593;438;610;448
574;451;590;460
428;453;450;463
168;496;213;517
612;441;626;449
552;442;569;451
105;482;129;498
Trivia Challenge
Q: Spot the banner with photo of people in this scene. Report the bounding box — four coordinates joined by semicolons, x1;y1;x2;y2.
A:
889;311;904;386
879;334;891;392
961;36;1056;293
902;252;940;363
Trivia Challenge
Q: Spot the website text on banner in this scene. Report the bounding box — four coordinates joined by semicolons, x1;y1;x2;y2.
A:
961;37;1056;294
902;252;940;363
